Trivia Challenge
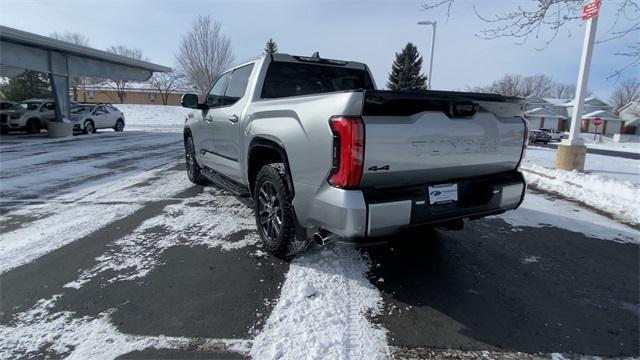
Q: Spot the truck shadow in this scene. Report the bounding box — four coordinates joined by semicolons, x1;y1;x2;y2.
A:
362;218;639;357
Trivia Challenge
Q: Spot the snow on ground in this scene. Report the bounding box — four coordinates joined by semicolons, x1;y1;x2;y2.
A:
0;131;184;200
496;192;639;244
521;146;640;224
251;245;389;360
117;104;191;132
523;146;640;185
64;188;258;289
0;294;251;359
577;133;640;154
0;164;193;274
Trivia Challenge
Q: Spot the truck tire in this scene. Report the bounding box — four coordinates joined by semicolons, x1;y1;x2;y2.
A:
254;163;307;258
26;119;40;134
185;136;209;185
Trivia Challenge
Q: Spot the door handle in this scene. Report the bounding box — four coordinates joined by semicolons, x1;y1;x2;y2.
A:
228;114;239;123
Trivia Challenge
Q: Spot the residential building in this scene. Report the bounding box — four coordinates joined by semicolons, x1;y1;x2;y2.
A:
523;96;625;135
618;101;640;135
76;82;194;106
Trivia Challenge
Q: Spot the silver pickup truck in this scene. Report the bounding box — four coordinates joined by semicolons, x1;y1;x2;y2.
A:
182;53;527;256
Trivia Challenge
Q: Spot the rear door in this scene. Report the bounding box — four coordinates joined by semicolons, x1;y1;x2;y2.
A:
359;91;526;188
41;102;56;121
92;106;109;128
210;63;255;182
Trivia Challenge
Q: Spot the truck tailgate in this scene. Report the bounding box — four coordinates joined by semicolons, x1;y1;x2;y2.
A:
360;90;526;188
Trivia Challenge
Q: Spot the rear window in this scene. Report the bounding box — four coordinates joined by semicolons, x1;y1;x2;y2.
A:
261;61;374;99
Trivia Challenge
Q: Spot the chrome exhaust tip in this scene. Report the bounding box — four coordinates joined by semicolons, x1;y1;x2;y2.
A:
313;231;336;246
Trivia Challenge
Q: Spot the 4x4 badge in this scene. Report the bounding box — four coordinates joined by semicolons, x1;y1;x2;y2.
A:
368;165;390;172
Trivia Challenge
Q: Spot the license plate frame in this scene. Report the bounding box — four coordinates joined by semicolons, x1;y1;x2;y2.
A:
427;183;458;205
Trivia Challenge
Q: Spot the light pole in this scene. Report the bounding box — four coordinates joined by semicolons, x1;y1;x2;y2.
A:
555;0;601;172
417;20;437;90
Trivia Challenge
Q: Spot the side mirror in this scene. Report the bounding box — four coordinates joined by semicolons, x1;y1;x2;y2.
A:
181;93;200;109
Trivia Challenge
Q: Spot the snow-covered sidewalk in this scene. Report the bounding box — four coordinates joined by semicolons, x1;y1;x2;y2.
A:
521;146;640;225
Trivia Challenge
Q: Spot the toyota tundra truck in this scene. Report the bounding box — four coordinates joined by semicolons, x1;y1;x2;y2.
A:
182;53;527;257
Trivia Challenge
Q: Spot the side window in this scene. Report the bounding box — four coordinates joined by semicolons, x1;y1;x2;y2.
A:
207;72;231;108
43;102;55;111
224;64;254;105
94;106;107;115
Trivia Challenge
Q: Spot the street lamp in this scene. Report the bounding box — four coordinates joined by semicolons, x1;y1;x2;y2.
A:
417;20;437;90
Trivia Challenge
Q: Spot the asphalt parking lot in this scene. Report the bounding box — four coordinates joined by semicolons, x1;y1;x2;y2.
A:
1;131;638;359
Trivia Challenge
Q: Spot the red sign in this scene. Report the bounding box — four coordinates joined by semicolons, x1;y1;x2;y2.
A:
593;117;603;126
582;0;601;20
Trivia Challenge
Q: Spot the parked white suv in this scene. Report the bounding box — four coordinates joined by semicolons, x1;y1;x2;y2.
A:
70;104;126;134
0;99;55;133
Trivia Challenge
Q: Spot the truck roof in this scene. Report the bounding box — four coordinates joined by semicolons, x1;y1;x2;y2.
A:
270;53;368;70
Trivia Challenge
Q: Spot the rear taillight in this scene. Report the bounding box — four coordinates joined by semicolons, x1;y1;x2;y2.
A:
328;116;365;189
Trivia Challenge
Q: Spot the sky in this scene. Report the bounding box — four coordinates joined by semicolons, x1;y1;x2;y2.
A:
0;0;638;100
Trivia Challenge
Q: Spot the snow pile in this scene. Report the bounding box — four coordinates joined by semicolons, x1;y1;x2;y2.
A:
116;104;192;132
65;189;258;289
521;164;640;224
251;245;389;360
523;146;639;185
0;294;251;359
497;193;639;243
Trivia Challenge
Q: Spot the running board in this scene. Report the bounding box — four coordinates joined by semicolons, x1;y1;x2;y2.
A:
201;167;250;197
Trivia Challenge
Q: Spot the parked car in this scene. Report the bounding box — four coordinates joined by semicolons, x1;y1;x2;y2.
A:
182;53;527;257
70;103;125;134
0;99;55;133
539;128;563;141
0;100;15;110
529;129;552;144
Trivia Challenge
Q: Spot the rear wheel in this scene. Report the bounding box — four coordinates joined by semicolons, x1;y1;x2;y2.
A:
185;136;209;185
83;120;95;134
254;163;307;258
25;119;40;134
114;119;125;132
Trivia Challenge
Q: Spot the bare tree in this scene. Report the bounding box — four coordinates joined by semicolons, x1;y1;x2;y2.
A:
149;71;185;105
473;73;579;98
49;31;91;101
611;78;640;113
105;46;144;103
421;0;640;77
550;82;576;98
176;15;234;96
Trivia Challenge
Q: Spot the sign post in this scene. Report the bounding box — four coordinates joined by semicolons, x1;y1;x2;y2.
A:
555;0;601;171
592;117;602;140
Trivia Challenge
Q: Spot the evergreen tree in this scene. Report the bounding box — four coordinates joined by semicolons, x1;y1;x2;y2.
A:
264;38;278;54
387;42;428;91
0;71;50;101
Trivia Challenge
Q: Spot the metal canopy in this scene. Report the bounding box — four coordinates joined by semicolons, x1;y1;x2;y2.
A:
0;25;171;137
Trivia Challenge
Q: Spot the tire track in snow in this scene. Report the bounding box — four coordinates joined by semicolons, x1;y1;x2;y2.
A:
250;244;389;360
0;163;192;274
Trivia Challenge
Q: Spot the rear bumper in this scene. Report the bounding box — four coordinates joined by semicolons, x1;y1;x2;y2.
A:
304;171;526;239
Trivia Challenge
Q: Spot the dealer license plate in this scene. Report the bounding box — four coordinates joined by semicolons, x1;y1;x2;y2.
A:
428;183;458;205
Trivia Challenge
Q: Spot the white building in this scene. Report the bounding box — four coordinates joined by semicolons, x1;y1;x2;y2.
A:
618;101;640;135
523;96;625;135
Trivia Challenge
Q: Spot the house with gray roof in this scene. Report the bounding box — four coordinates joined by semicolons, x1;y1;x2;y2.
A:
523;96;625;135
